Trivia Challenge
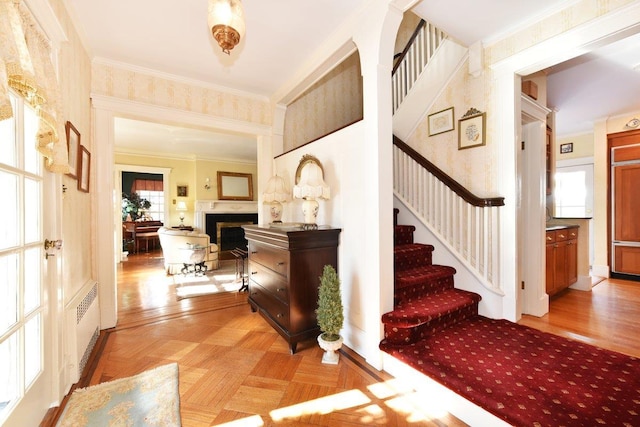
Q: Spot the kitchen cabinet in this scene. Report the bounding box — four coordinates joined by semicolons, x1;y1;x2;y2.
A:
546;226;578;296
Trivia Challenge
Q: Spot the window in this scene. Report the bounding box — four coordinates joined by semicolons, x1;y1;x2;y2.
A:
137;189;165;223
0;92;44;421
554;164;594;218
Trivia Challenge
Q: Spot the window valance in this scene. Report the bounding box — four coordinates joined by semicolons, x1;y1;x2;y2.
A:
0;0;69;173
131;179;163;193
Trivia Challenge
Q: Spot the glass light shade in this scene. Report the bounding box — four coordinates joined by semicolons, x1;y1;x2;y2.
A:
263;175;290;203
208;0;246;54
293;163;330;200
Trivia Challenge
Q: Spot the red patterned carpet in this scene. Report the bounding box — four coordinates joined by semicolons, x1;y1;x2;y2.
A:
382;315;640;426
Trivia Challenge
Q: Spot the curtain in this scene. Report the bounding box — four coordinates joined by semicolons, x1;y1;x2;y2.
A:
0;0;69;173
131;179;163;193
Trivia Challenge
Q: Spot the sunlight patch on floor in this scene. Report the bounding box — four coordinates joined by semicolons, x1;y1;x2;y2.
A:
270;389;370;420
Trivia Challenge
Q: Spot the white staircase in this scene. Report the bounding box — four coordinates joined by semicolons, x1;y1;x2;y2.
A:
392;22;468;141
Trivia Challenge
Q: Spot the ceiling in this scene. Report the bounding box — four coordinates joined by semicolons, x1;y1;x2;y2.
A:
66;0;640;160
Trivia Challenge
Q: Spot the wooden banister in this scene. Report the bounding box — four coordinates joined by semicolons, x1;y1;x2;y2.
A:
393;136;504;207
392;20;426;74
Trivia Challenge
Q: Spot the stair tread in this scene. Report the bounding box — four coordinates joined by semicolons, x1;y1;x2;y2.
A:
394;243;434;252
382;288;481;327
395;264;456;288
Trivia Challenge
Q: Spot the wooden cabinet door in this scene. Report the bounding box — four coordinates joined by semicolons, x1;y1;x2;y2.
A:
553;240;569;292
566;238;578;285
545;242;556;295
610;132;640;277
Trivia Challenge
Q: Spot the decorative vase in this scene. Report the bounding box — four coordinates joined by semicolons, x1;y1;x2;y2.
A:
317;334;343;364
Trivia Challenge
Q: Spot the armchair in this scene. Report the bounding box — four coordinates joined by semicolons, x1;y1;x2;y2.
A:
157;227;219;274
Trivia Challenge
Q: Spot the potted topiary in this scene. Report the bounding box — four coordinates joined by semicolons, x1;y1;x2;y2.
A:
316;264;344;364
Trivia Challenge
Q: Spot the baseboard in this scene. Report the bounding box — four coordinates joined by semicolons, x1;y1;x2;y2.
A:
569;275;592;291
592;264;610;278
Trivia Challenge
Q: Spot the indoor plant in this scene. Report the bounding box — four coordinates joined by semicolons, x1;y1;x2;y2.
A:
316;264;344;364
121;192;151;221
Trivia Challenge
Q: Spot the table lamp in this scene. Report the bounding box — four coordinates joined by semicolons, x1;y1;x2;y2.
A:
176;201;187;226
262;174;290;223
293;161;330;229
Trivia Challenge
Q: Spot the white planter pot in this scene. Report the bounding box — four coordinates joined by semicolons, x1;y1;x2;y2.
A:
317;334;343;364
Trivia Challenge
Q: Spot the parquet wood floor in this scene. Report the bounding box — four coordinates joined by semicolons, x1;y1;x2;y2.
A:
43;250;640;427
68;250;468;426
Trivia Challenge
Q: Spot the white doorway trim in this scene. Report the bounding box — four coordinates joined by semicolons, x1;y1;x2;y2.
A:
115;165;171;262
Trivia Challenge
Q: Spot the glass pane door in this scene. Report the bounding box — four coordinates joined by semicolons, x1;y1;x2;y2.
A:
0;93;44;423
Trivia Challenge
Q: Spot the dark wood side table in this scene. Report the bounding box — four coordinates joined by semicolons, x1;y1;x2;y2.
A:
242;224;341;354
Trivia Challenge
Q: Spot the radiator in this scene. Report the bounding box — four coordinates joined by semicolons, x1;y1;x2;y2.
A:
66;282;100;384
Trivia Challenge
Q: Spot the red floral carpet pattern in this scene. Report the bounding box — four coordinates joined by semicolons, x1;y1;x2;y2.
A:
382;217;640;425
382;315;640;426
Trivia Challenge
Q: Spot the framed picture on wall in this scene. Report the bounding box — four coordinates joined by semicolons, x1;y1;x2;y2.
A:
65;121;80;179
177;185;188;197
458;108;486;150
428;107;454;136
77;145;90;193
560;142;573;154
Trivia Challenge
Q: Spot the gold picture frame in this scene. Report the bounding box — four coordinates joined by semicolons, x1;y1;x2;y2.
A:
217;172;253;201
428;107;454;136
458;108;486;150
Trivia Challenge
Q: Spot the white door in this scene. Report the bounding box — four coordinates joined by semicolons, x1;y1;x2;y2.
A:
0;92;60;425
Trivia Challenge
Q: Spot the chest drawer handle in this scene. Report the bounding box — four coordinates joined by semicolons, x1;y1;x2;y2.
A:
276;287;285;292
276;313;284;318
251;271;258;275
251;251;258;254
558;233;566;239
546;236;552;241
277;261;285;266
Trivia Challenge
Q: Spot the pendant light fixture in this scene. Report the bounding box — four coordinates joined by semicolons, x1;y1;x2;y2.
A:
208;0;245;55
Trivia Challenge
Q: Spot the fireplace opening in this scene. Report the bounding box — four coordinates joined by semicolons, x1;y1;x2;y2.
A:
205;213;258;259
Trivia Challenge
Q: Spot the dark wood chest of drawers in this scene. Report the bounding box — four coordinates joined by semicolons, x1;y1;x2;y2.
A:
242;225;341;354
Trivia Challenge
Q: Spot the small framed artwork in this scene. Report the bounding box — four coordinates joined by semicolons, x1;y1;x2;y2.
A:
65;121;80;179
77;145;90;193
458;108;486;150
177;185;188;197
428;107;455;136
560;142;573;154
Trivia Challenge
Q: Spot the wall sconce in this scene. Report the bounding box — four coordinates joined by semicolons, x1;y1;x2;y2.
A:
263;175;290;223
204;177;211;190
293;156;330;230
176;201;188;226
625;118;640;129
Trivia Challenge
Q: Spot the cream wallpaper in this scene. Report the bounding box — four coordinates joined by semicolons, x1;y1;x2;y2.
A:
404;0;636;198
406;57;495;196
283;52;363;151
49;0;93;301
91;63;272;127
486;0;636;66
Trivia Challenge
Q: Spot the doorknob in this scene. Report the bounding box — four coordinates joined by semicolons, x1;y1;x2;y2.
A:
44;239;63;250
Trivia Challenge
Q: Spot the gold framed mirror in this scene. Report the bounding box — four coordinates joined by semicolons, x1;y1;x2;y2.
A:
217;171;254;201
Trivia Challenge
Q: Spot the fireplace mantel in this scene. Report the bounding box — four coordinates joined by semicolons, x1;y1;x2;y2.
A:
195;200;258;232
